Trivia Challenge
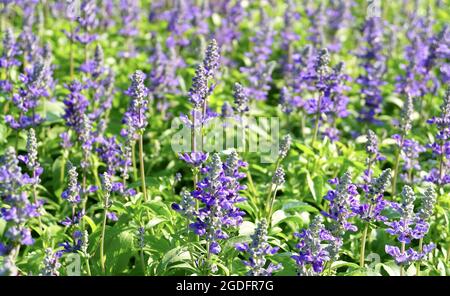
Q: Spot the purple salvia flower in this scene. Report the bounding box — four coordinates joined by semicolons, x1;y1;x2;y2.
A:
221;101;234;118
292;215;339;276
61;164;81;204
179;152;209;167
75;0;98;45
96;136;122;175
304;49;350;142
235;219;282;276
0;147;43;249
304;2;325;48
396;16;435;98
188;64;208;109
356;16;386;124
171;189;196;221
18;25;40;64
80;44;104;80
119;0;140;37
123;70;149;135
148;41;181;100
212;1;244;66
165;0;191;49
233;82;249;115
19;128;43;186
40;248;62;276
97;0;116;29
0;27;21;71
62;81;89;134
361;129;385;187
202;39;220;79
322;171;359;235
118;0;140;58
5;60;47;129
240;8;275;101
385;185;436;265
90;70;116;124
279;86;302;114
425;87;450;185
280;0;300;83
324;0;354;53
354;169;391;222
79;114;94;169
392;137;426;183
177;151;247;256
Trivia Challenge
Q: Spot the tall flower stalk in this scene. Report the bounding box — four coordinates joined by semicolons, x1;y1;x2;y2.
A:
357;15;386;124
22;128;43;230
183;39;220;189
173;151;247;274
232;82;259;209
356;169;391;267
235;219;282;275
392;95;413;197
124;70;149;202
425;87;450;188
0;147;43;274
100;172;112;273
265;134;291;221
385;185;436;275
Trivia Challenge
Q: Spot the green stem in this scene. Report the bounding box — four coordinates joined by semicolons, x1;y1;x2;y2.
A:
266;186;279;224
81;166;87;213
140;248;146;275
416;238;423;276
400;242;406;276
246;169;259;213
100;194;109;274
264;159;281;219
205;242;211;276
132;142;138;181
391;135;404;198
32;170;44;235
85;257;91;276
360;223;369;267
69;22;74;80
311;93;323;146
439;139;445;182
139;134;148;202
446;244;450;263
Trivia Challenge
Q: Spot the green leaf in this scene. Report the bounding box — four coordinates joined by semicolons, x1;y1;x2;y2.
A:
281;200;318;213
103;227;135;275
294;142;314;156
157;246;191;275
83;215;97;232
306;171;317;202
145;216;168;228
331;260;360;270
0;219;6;236
377;262;400;276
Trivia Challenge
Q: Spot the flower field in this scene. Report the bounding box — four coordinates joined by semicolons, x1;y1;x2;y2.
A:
0;0;449;276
